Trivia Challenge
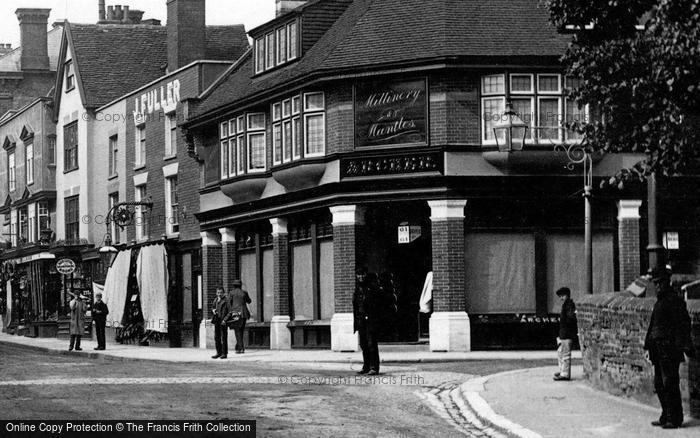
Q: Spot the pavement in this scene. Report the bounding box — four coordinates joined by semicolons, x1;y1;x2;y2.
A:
2;332;699;437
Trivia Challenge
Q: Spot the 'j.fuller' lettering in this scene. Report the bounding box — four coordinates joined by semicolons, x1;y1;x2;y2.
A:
133;79;181;124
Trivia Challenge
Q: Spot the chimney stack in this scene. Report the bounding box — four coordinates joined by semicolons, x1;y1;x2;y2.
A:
15;8;51;71
98;0;106;21
167;0;206;70
276;0;307;17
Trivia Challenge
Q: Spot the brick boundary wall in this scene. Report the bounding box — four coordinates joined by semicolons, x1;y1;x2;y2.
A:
577;293;700;419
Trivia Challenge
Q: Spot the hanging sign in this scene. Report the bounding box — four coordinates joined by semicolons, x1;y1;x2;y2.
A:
355;78;427;147
398;224;422;244
663;231;679;250
56;259;76;275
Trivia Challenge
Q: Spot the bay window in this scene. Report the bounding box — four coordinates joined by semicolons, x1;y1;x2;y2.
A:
247;112;266;172
481;73;588;145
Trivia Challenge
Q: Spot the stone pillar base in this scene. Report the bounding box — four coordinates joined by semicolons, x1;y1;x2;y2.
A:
429;311;471;352
331;312;358;352
270;315;292;350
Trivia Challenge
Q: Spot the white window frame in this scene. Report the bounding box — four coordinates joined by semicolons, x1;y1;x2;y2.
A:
228;138;237;178
220;121;228;140
481;74;505;96
510;74;534;95
272;122;283;165
255;37;265;74
65;60;75;91
28;203;36;243
108;192;120;244
165;176;179;236
8;152;15;192
265;32;275;71
565;101;590;144
135;184;147;241
537;74;561;95
135;125;146;167
236;135;246;174
509;96;535;141
108;134;118;176
481;96;506;145
302;92;326;158
247;132;267;173
220;140;229;179
165;112;177;158
25;143;34;185
537;96;563;142
276;27;287;65
287;21;298;60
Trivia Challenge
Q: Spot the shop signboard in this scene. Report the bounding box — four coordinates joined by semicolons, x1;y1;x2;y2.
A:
355;78;427;147
398;224;422;244
56;259;76;275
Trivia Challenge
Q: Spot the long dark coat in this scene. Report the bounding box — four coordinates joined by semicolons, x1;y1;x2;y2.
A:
228;288;251;320
69;298;86;335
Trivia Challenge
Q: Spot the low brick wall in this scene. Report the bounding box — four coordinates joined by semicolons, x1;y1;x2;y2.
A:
577;293;700;419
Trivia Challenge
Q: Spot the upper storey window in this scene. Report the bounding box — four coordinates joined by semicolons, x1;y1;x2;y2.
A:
220;113;267;179
272;92;325;166
65;60;75;92
481;73;588;145
254;20;299;74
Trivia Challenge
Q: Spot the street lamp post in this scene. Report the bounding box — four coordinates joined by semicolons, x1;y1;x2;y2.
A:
98;200;154;267
555;143;594;295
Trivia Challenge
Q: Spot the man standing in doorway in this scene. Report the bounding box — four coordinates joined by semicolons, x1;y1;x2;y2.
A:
354;269;381;375
644;267;694;429
92;292;109;350
211;287;230;359
554;287;577;381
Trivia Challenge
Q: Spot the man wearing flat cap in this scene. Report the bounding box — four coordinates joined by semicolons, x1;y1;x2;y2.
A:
554;287;577;381
644;267;694;429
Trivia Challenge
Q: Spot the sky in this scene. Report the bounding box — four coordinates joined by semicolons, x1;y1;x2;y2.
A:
0;0;275;47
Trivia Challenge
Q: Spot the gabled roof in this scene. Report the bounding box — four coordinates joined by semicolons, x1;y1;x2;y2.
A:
55;22;249;111
189;0;570;122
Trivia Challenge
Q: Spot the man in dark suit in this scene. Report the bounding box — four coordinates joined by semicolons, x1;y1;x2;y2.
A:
211;287;230;359
554;287;577;381
644;267;694;429
92;292;109;350
354;269;382;375
228;279;251;354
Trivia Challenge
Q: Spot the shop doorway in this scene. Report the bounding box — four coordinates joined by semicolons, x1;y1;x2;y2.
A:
364;203;432;343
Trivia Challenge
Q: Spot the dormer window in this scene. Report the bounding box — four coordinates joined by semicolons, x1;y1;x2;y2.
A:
254;20;299;74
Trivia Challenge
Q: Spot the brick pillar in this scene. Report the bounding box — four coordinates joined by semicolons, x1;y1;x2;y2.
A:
270;218;291;349
617;200;642;289
329;205;365;352
200;230;221;349
219;227;238;293
428;200;470;352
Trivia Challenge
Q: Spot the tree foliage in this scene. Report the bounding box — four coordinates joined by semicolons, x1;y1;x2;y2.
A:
544;0;700;185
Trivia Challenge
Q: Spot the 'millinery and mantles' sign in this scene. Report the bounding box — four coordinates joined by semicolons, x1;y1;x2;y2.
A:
354;78;427;147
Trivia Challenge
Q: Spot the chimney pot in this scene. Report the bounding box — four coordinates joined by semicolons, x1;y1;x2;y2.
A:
98;0;106;21
114;5;123;20
122;5;130;23
107;5;114;20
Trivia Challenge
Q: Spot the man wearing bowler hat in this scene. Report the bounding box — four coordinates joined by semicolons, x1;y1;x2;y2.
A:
227;279;251;354
644;267;694;429
554;287;577;381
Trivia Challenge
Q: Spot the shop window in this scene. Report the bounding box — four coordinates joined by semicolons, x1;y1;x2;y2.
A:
8;152;15;191
63;121;78;172
25;143;33;185
165;176;179;235
254;19;299;74
65;195;79;242
481;73;587;145
108;135;118;176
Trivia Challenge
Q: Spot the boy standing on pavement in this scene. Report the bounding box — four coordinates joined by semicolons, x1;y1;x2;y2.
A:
554;287;577;381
